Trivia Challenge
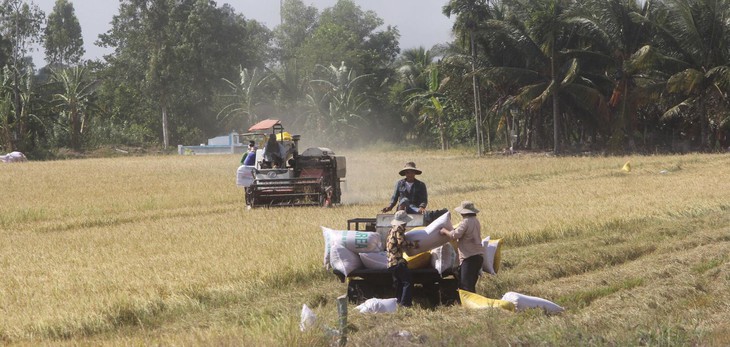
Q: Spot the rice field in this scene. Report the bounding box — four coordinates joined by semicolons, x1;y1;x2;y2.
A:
1;150;729;346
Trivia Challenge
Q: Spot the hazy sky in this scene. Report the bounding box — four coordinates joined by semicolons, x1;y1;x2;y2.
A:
31;0;455;66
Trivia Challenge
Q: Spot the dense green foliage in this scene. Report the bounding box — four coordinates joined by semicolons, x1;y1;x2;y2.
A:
1;0;729;157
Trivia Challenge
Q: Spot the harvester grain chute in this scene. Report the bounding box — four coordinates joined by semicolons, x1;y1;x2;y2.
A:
236;119;345;208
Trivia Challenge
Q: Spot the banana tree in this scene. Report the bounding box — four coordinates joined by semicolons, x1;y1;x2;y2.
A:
306;62;372;144
217;66;271;130
50;66;99;151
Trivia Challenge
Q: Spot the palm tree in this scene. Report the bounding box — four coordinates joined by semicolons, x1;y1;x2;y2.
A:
642;0;730;151
404;66;452;150
566;0;663;152
443;0;492;156
481;0;610;154
50;66;99;151
396;47;434;91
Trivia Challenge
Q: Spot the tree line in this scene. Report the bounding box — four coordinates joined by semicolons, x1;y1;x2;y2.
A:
0;0;728;158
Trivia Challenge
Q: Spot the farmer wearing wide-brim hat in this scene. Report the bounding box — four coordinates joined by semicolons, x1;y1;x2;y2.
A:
381;162;428;214
387;210;414;307
440;201;484;293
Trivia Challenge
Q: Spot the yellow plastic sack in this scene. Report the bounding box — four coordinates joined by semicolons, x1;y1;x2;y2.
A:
276;131;292;141
404;251;431;269
459;289;515;312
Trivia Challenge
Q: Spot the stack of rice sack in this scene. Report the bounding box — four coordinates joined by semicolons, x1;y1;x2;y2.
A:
322;212;457;275
322;227;382;275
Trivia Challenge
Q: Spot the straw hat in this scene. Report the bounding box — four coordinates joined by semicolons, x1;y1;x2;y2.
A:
455;201;479;214
391;210;413;226
398;162;422;176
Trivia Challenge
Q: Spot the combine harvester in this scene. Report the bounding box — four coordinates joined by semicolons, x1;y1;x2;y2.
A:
236;119;346;208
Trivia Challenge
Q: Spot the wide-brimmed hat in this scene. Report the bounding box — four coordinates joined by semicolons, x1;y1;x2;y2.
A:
455;201;479;214
391;210;413;226
398;162;422;176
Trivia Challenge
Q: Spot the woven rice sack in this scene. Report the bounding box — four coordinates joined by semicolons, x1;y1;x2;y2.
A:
322;227;382;269
330;244;363;276
501;292;564;314
459;289;515;311
404;212;453;256
481;237;503;275
359;251;388;270
404;251;431;269
430;243;456;275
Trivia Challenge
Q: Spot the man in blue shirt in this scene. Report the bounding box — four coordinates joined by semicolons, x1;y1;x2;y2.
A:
382;162;428;214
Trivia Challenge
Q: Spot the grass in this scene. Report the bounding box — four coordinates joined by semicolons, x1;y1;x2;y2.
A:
1;151;729;346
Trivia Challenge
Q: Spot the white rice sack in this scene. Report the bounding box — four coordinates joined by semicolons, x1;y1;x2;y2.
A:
425;211;453;233
501;292;564;314
236;165;255;187
482;237;502;275
300;304;316;332
322;228;332;269
359;251;388;270
355;298;398;314
430;243;456;275
330;243;363;276
2;151;27;163
322;227;382;269
324;227;382;253
404;211;452;256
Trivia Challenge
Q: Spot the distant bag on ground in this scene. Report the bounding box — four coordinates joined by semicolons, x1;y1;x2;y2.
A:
404;212;453;256
330;244;363;276
1;151;27;163
482;237;503;275
322;227;382;269
501;292;564;314
404;251;431;269
355;298;398;314
359;251;388;270
430;242;456;275
459;289;515;312
300;304;316;331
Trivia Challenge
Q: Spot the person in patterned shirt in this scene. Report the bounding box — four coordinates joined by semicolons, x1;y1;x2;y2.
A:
387;210;413;307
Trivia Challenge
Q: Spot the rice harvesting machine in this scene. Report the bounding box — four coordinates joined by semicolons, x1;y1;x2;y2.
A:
236;119;346;207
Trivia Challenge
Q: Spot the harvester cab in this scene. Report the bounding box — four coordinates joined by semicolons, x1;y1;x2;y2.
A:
236;119;346;208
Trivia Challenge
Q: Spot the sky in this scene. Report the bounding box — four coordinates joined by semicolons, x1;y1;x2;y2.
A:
31;0;456;67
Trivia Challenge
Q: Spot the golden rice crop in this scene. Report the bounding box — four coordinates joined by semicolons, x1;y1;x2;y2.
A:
1;151;728;345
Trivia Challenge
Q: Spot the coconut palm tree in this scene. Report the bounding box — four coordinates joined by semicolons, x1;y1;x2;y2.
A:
397;47;434;91
443;0;492;156
640;0;730;151
566;0;661;152
404;66;452;150
481;0;619;153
